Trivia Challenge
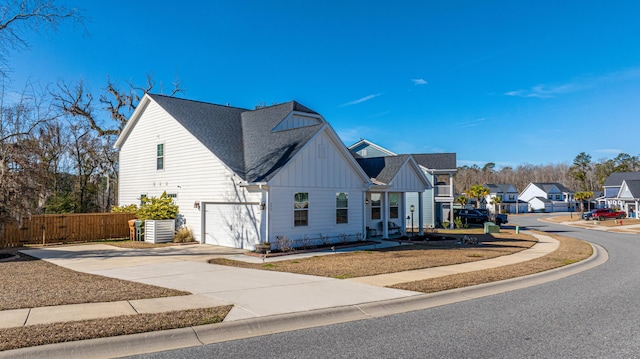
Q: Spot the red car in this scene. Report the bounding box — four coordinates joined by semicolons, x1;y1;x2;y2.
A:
582;208;626;221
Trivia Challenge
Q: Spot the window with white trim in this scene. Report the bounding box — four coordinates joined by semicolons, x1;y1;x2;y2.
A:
371;193;381;220
389;193;399;219
156;143;164;170
336;192;348;224
294;192;308;226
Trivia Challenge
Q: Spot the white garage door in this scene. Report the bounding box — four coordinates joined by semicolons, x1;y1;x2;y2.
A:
204;202;260;249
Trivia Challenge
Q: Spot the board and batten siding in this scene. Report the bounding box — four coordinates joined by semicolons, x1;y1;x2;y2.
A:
389;162;428;192
390;162;430;229
118;99;262;243
268;187;364;243
268;130;366;189
267;130;366;243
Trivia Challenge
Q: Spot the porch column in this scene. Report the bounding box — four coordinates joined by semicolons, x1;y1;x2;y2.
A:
450;199;454;228
401;192;407;234
418;192;424;235
382;191;389;239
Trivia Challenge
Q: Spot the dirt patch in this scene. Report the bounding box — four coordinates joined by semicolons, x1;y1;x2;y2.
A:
210;229;537;278
390;231;592;293
0;253;188;311
0;306;232;352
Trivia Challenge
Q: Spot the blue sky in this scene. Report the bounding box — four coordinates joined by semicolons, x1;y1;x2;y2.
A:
9;0;640;167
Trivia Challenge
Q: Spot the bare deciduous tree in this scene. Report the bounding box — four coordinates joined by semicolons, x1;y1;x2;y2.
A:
53;74;184;136
0;0;83;70
0;83;58;222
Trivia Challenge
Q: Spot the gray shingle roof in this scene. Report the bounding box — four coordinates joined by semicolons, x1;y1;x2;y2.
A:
531;182;574;193
411;153;457;170
604;172;640;187
242;102;322;182
148;94;323;182
623;180;640;198
485;183;517;193
356;155;410;185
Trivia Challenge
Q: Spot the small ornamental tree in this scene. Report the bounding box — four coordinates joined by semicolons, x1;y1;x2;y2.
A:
490;195;502;214
456;195;468;208
468;185;490;209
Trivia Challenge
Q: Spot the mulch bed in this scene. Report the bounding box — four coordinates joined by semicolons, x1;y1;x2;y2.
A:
245;240;382;258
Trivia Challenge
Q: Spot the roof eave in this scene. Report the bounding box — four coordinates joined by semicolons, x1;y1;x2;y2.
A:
114;94;152;149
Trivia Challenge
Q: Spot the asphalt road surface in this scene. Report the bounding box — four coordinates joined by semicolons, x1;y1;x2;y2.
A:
127;215;640;358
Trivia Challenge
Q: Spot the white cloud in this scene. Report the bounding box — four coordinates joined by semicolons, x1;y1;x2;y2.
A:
505;67;640;99
411;78;428;85
505;84;580;98
336;126;375;144
339;93;382;107
453;117;488;129
369;110;391;118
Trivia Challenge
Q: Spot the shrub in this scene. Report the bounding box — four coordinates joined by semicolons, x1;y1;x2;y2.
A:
173;227;194;243
338;233;350;244
111;204;139;213
137;192;179;221
299;235;313;249
454;217;467;229
276;235;293;252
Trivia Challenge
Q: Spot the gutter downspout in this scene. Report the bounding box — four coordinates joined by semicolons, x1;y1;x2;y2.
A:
259;184;269;244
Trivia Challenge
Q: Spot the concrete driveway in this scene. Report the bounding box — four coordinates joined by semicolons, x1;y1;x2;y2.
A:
24;244;418;321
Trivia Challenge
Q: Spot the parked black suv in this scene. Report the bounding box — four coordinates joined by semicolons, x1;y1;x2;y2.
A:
456;209;489;224
475;208;508;225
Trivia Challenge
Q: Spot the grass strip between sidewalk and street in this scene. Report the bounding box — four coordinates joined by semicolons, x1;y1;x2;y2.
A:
389;231;592;293
0;306;232;352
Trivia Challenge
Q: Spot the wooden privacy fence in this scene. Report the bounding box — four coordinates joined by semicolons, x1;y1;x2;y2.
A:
0;213;137;249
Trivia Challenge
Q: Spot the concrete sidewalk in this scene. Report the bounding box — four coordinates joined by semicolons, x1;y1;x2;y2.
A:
1;231;559;330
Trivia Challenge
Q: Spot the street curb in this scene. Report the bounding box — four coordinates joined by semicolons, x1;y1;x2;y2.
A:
0;242;607;359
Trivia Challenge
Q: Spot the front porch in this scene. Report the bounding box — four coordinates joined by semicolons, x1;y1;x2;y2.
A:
365;191;425;239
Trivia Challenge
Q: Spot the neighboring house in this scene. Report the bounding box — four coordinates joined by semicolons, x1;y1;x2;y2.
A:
483;184;527;214
355;155;432;237
616;180;640;218
598;172;640;211
348;139;457;229
598;172;640;217
411;154;457;228
519;182;576;212
349;139;397;158
115;94;430;249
